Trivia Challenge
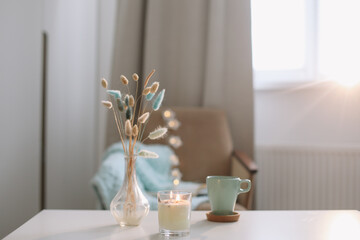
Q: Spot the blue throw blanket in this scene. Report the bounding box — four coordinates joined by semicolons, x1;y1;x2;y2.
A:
91;142;208;210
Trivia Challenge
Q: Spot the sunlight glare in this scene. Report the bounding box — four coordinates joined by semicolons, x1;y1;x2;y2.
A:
327;213;360;240
318;0;360;89
334;78;360;88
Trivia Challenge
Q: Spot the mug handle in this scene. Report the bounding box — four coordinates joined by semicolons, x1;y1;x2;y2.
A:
238;179;251;194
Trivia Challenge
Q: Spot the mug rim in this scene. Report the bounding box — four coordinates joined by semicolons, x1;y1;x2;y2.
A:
206;176;240;180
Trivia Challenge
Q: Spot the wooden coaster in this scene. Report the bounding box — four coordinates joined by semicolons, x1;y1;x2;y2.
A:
206;212;240;222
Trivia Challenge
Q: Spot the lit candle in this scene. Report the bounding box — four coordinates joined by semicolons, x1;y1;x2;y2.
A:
158;191;192;236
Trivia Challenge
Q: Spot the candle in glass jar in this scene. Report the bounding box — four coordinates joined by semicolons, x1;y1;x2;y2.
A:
158;192;191;231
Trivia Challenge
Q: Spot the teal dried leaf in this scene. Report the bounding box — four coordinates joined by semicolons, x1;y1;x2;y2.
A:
126;107;132;120
117;98;124;112
146;92;155;101
106;90;121;99
125;95;129;106
152;89;165;111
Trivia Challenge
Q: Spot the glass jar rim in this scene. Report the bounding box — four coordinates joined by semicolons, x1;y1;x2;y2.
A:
157;190;192;196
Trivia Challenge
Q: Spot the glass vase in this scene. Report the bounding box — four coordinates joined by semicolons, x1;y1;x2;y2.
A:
110;154;150;226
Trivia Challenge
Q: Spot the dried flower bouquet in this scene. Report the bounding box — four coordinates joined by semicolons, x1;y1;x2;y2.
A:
101;69;167;157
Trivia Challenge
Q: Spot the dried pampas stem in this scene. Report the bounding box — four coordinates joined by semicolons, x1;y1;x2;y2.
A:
144;69;155;87
111;106;126;154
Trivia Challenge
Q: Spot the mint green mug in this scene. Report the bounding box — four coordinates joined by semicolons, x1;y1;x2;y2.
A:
206;176;251;215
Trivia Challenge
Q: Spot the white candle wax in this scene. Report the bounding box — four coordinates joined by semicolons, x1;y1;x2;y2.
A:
158;199;191;231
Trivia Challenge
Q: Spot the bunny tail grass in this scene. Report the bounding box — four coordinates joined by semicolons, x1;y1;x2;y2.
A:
132;124;139;136
101;78;108;88
142;87;151;95
106;90;121;99
132;73;139;81
125;120;132;136
152;89;165;111
144;69;155;87
148;127;168;140
120;75;129;85
129;95;135;107
138;112;149;124
101;101;112;109
146;92;155;101
150;82;159;94
138;150;159;158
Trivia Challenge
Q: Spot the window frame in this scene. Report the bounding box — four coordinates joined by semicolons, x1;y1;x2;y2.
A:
252;0;319;90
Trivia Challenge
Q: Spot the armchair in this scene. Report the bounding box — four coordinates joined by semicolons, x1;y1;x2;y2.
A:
139;107;258;210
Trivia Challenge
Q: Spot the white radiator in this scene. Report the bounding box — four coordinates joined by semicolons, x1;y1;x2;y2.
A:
256;146;360;210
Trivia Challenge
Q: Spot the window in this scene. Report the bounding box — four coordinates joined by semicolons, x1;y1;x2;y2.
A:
251;0;360;89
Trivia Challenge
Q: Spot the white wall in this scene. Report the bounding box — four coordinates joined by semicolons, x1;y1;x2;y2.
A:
0;0;43;237
255;83;360;147
43;0;99;209
255;83;360;210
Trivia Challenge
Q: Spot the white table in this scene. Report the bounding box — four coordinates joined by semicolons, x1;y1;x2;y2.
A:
5;210;360;240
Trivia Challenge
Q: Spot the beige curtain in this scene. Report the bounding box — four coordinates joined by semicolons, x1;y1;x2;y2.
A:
107;0;254;158
106;0;146;146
